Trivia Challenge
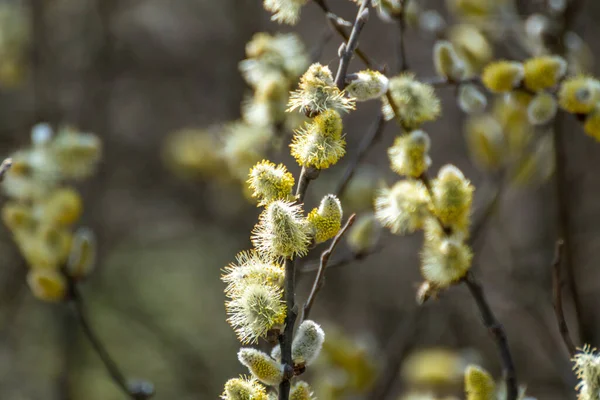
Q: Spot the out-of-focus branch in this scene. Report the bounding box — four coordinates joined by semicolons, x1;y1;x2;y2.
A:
303;214;356;320
0;158;12;182
551;239;577;357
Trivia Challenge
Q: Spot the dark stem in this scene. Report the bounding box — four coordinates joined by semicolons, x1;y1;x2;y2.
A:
68;282;154;399
463;272;518;400
302;215;356;320
296;167;320;203
394;0;409;72
334;1;371;90
335;113;386;197
551;239;577;357
278;258;298;400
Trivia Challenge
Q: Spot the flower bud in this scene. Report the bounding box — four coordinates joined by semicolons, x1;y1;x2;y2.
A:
448;24;492;75
374;180;431;235
292;320;325;366
238;348;283;386
421;233;472;288
263;0;308;25
345;70;389;101
223;251;284;296
307;194;343;243
66;227;96;280
222;376;268;400
584;105;600;142
558;76;600;114
387;130;432;178
248;160;295;206
464;115;505;171
433;41;465;81
481;61;524;93
290;381;315;400
382;74;441;129
431;165;474;230
523;56;567;92
43;187;83;226
527;92;557;125
465;365;495;400
1;202;34;232
27;268;68;302
458;84;487;114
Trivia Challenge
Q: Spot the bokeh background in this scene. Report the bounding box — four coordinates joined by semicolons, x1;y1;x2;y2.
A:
1;0;600;399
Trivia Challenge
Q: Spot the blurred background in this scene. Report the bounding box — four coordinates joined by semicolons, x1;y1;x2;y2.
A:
0;0;600;399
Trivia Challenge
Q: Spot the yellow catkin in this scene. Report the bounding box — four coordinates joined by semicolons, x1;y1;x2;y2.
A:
481;61;524;93
464;365;496;400
523;55;567;92
558;76;600;114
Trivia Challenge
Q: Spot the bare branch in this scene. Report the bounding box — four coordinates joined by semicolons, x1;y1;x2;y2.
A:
334;2;371;89
552;239;577;357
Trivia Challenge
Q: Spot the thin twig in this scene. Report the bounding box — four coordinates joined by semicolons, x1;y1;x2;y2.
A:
69;282;154;399
335;113;386;197
394;0;409;72
551;239;577;357
334;2;371;89
463;272;518;400
0;158;12;182
296;166;320;203
303;214;356;320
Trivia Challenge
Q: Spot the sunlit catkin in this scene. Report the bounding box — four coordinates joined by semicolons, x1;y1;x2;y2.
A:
464;115;505;171
290;109;346;169
221;376;268;400
382;73;441;129
290;381;315;400
387;130;432;178
572;345;600;400
464;365;496;400
345;70;389;102
523;56;567;92
431;165;474;230
583;106;600;142
481;61;524;93
558;76;600;114
263;0;307;25
433;40;465;81
222;250;284;296
27;268;68;302
251;200;311;259
291;320;325;366
374;180;431;235
307;194;343;243
248;160;295;206
527;92;558;125
458;84;487;114
238;348;284;386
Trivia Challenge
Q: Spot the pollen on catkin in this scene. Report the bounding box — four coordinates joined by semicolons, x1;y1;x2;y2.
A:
290;109;346;169
572;345;600;400
583;106;600;142
251;200;311;259
464;365;496;400
248;160;295;206
433;40;465;81
221;376;268;400
345;70;389;101
290;381;315;400
291;320;325;366
307;194;343;243
431;165;474;230
222;250;284;296
238;348;284;386
387;130;432;178
27;268;67;302
288;63;356;116
374;180;431;235
527;92;558;125
558;76;600;114
523;55;567;92
464;115;505;172
458;84;487;114
226;283;286;344
346;212;382;255
481;60;524;93
263;0;308;25
382;73;441;129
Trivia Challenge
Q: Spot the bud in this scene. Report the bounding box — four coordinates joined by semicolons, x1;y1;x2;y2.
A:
584;106;600;142
464;115;505;171
27;268;68;302
387;130;432;178
263;0;308;25
1;202;34;232
421;233;472;288
345;70;389;101
523;56;567;92
431;165;474;230
511;134;554;187
248;160;295;206
433;41;465;81
558;76;600;114
290;109;346;169
307;194;343;243
66;227;96;280
572;345;600;400
222;250;284;296
251;200;311;259
346;212;382;255
43;187;83;226
374;180;431;235
292;320;325;366
465;365;496;400
382;73;441;129
448;24;493;75
419;10;446;36
290;381;315;400
527;92;557;125
221;376;268;400
458;84;487;114
51;127;102;180
238;348;283;386
481;61;524;93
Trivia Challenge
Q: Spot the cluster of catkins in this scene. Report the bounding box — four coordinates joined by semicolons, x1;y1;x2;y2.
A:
164;33;309;192
1;124;100;302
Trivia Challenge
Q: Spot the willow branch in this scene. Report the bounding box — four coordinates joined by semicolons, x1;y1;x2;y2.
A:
334;2;371;89
551;239;577;357
394;0;409;72
68;281;154;399
463;272;518;400
303;214;356;320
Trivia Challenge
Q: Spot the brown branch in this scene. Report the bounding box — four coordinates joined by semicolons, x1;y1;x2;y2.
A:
463;272;518;400
295;166;320;203
0;158;12;182
68;281;154;399
551;239;577;357
278;257;298;400
394;0;409;72
303;214;356;320
334;2;371;89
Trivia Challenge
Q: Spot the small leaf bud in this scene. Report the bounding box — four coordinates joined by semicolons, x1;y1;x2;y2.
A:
527;92;558;125
292;320;325;366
